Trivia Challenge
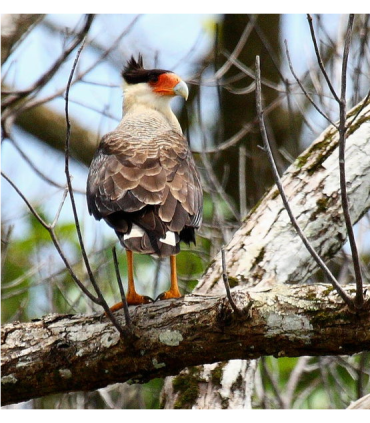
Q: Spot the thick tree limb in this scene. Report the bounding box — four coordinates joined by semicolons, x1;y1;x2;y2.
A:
2;283;369;406
347;393;370;409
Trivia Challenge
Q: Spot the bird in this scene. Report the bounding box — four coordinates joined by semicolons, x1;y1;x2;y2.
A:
86;54;203;309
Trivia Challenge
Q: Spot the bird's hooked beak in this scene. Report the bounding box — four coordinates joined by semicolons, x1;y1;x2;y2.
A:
173;79;189;100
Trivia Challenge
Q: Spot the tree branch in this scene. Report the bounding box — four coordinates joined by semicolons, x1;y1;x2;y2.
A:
13;102;98;166
2;283;369;406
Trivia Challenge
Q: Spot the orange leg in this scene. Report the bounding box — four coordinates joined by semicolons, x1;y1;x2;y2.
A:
156;255;182;301
110;250;153;312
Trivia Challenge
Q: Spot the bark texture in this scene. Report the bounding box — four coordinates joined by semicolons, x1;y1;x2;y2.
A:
2;283;369;406
161;358;258;409
347;393;370;409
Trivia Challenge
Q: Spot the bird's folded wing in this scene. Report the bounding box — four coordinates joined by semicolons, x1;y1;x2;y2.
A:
87;130;203;230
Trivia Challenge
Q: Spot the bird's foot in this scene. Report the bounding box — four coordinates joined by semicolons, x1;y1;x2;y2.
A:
155;288;182;302
110;293;154;312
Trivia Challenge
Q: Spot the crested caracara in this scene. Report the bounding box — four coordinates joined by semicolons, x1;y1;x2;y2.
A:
86;55;203;307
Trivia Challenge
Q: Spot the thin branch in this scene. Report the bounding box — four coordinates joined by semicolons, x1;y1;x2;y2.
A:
284;39;337;128
307;14;341;103
51;185;69;228
238;144;247;219
64;39;127;337
64;41;99;297
24;15;141;115
283;357;312;407
9;136;85;194
214;19;256;80
338;14;364;309
260;357;286;408
221;247;242;315
1;16;99;152
1;172;49;229
255;55;353;309
1;225;13;270
1;171;100;304
112;246;132;329
1;15;94;110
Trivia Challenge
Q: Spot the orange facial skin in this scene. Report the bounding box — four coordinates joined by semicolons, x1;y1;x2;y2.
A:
150;73;182;96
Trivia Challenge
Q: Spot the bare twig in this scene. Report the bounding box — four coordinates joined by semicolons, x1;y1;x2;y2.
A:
260;357;285;408
203;95;283;154
307;14;341;103
284;39;337;128
239;144;247;219
214;19;255;80
51;186;69;228
64;41;100;298
283;357;312;407
255;55;353;309
1;172;49;229
221;247;242;315
112;246;131;328
338;15;364;309
64;39;127;337
307;14;366;309
1;171;100;304
8;136;86;193
1;15;94;111
1;225;13;270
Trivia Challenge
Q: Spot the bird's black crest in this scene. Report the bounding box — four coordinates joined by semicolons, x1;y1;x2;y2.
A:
122;54;172;85
123;54;144;74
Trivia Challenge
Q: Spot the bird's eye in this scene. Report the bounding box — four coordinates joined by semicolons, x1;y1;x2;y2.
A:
149;73;159;83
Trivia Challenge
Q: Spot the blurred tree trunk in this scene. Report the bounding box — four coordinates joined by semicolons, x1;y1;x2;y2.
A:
14;103;99;166
214;14;300;208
